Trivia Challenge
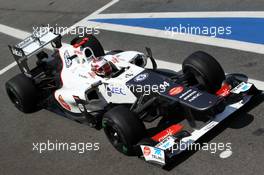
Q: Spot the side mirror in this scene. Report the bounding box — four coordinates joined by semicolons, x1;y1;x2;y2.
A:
145;47;153;58
145;47;157;70
51;35;62;49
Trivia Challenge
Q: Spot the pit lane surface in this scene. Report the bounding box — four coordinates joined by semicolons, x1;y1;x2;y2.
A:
0;0;263;175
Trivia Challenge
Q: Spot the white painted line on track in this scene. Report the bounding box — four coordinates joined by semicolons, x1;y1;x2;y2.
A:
94;11;264;19
61;0;119;35
0;25;53;75
0;62;17;75
0;24;30;39
0;0;119;75
88;0;120;18
0;25;31;75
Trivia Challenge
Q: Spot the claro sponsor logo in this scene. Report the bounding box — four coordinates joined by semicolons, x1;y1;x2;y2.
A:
152;124;183;142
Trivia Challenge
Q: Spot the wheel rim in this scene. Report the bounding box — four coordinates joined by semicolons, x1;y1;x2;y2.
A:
104;124;125;151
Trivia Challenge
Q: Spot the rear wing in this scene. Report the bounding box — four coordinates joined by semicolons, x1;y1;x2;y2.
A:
8;27;62;76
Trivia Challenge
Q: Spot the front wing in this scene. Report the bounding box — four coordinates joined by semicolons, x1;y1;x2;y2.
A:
139;94;253;166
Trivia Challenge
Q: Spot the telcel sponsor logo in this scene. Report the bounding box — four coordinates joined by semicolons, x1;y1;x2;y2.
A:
107;85;126;96
111;87;126;95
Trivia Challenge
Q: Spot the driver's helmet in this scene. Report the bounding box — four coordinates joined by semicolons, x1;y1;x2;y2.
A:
91;56;112;76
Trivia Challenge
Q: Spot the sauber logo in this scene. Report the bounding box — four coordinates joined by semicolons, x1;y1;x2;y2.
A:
168;86;184;96
134;73;149;82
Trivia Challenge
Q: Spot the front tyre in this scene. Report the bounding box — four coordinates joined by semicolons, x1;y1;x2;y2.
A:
5;73;38;113
182;51;226;93
102;106;146;156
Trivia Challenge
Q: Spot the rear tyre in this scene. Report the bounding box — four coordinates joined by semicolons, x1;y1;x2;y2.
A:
182;51;225;93
102;106;146;156
70;34;105;57
5;74;38;113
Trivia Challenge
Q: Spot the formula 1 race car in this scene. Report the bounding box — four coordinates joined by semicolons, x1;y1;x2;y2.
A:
6;28;261;166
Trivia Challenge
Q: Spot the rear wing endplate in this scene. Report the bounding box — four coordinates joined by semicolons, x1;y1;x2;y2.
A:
8;27;61;76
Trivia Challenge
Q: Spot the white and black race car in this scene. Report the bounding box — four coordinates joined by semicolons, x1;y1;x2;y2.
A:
6;28;261;166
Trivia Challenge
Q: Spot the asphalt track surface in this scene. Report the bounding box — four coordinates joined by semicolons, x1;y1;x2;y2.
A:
0;0;263;175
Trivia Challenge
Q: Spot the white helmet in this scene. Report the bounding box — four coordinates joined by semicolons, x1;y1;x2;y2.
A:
91;57;112;76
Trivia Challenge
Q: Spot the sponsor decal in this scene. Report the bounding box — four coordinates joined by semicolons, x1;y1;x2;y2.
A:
159;81;170;91
152;148;165;164
88;72;96;79
204;122;217;132
140;146;165;165
58;95;71;111
231;82;252;94
17;37;34;48
134;73;149;82
179;89;192;99
107;85;126;96
111;56;119;64
216;83;231;97
125;73;133;78
73;37;89;48
156;136;176;150
178;89;202;102
64;50;72;68
168;86;184;96
11;48;23;57
112;87;126;95
152;124;184;142
183;90;197;100
143;146;151;156
188;92;202;102
241;84;251;91
79;74;88;79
